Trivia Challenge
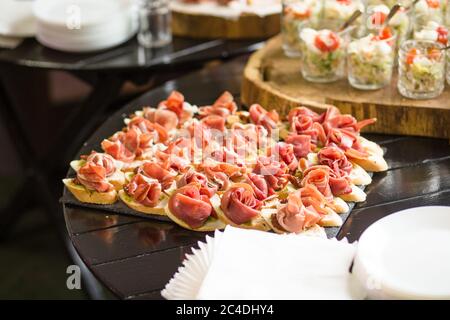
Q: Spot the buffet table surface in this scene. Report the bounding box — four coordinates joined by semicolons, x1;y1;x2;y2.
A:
62;55;450;300
0;37;262;299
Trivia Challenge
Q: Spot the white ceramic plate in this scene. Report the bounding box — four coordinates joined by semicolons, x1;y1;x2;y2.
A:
34;0;137;52
0;0;36;37
353;206;450;299
33;0;131;29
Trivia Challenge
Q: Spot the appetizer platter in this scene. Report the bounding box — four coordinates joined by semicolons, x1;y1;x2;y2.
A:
63;90;388;236
170;0;281;39
242;0;450;140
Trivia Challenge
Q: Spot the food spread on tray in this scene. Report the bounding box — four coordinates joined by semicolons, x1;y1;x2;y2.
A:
281;0;450;97
170;0;281;18
347;27;396;89
64;91;388;234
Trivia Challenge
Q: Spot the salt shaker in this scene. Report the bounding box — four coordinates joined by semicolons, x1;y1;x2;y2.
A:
137;0;172;48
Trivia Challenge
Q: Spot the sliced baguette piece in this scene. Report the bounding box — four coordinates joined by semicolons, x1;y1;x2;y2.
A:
118;190;167;216
211;193;270;231
260;208;327;237
359;137;384;156
70;159;125;191
63;178;117;205
339;185;367;202
331;197;350;214
70;160;86;172
349;162;372;186
318;209;343;227
351;153;388;172
108;170;126;191
164;196;226;232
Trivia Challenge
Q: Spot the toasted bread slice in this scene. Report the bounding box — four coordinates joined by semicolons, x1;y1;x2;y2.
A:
359;137;384;156
351;153;388;172
349;162;372;186
108;170;126;191
210;194;270;231
118;190;167;216
70;159;125;191
164;198;226;232
318;210;343;227
70;160;86;172
339;185;367;202
63;178;117;205
260;208;327;236
331;197;350;214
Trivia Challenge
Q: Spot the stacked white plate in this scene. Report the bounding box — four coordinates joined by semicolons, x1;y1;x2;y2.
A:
33;0;137;53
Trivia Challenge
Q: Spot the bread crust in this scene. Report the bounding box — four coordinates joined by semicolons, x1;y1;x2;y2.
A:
118;190;167;215
63;178;117;204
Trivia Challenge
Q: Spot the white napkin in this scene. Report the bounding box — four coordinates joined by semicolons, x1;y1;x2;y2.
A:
196;226;363;300
0;0;36;37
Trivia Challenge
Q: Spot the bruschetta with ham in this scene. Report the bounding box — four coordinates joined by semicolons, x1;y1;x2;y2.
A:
64;91;388;234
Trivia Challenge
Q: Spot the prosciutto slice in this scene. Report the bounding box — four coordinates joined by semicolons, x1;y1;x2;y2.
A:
253;156;289;192
198;91;237;118
124;174;162;207
127;117;168;143
201;114;226;132
101;139;135;163
270;142;299;173
139;162;176;190
245;173;271;201
168;183;213;229
317;145;352;176
177;168;218;198
287;106;321;124
83;152;116;177
221;183;262;225
143;107;179;131
301;166;333;201
159;91;184;118
304;164;351;196
249;104;279;131
326;128;369;160
290;116;327;146
321;106;376;133
276;185;323;233
284;134;313;159
76;162;113;192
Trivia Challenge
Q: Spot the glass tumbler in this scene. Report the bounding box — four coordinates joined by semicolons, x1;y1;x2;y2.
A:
398;39;446;99
347;31;397;90
281;0;317;57
299;19;353;83
413;0;444;30
137;0;172;48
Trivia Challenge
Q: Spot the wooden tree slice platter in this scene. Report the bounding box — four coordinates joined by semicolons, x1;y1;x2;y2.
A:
171;10;280;39
241;35;450;139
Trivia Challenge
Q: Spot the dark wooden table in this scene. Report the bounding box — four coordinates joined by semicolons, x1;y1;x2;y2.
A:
63;55;450;300
0;37;263;299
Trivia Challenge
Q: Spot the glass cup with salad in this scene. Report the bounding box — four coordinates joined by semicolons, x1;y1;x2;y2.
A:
398;39;446;99
347;27;397;90
299;19;353;83
363;4;411;50
282;0;320;57
413;0;444;29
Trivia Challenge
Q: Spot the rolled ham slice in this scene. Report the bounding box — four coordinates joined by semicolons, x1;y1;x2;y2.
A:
220;183;262;225
198;91;237;118
275;185;324;233
168;183;213;229
124;174;162;207
249;104;279;131
76;162;113;193
177;168;218;198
